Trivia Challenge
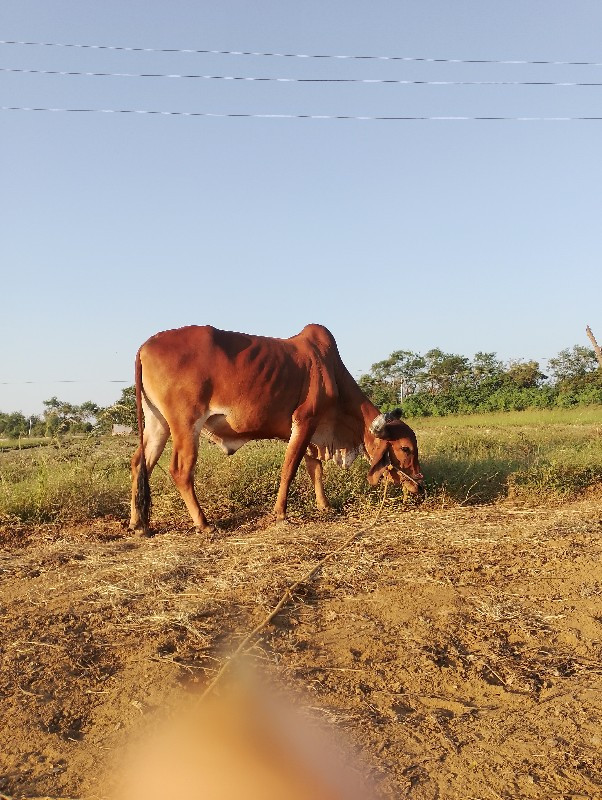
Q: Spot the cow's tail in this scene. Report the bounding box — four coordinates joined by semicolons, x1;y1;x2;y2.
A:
134;350;151;534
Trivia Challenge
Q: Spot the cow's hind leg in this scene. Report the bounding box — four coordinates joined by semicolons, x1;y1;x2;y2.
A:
169;423;212;533
304;453;331;512
129;403;170;531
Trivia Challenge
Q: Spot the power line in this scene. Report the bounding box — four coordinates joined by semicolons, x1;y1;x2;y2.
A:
1;380;129;385
2;39;602;67
4;65;602;86
3;106;602;120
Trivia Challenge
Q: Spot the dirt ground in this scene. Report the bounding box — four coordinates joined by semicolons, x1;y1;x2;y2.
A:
1;498;602;799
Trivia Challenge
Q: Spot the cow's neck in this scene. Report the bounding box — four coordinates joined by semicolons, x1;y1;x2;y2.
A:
360;400;383;459
335;364;383;458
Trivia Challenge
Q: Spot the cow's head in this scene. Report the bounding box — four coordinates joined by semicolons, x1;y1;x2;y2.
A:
367;409;424;498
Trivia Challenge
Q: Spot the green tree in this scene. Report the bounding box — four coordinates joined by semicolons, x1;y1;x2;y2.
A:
357;374;397;409
505;360;546;389
0;412;29;438
421;349;470;394
548;346;599;384
97;386;137;433
41;397;100;435
470;352;505;386
358;350;425;409
368;350;425;400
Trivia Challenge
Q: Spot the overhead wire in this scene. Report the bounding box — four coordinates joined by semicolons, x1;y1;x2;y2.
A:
3;107;601;120
3;38;600;120
0;380;129;385
3;66;602;86
2;39;602;67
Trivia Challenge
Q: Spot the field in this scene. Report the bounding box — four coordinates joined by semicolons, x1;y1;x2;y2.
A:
0;438;51;452
1;407;602;799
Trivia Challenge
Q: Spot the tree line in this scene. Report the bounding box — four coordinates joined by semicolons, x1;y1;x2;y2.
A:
0;393;134;439
2;344;602;438
358;344;602;416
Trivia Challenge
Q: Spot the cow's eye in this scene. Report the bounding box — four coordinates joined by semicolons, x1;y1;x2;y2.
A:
400;446;411;454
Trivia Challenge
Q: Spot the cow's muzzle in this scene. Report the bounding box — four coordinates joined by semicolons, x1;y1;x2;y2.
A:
387;466;425;499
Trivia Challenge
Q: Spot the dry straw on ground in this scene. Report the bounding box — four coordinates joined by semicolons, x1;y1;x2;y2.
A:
2;411;602;797
2;493;602;799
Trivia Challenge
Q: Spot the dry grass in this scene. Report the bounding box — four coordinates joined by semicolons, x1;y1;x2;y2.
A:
2;409;602;799
2;497;602;798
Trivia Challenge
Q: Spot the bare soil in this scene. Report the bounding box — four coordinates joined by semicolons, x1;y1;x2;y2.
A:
1;499;602;799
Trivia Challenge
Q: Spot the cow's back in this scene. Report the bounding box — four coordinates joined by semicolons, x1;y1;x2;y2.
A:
138;325;344;440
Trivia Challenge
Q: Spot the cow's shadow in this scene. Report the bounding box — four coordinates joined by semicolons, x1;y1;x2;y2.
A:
213;506;272;533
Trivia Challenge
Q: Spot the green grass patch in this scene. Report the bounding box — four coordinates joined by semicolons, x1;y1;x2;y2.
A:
0;437;133;524
141;438;379;528
414;405;602;428
1;407;601;526
415;406;602;505
0;437;52;451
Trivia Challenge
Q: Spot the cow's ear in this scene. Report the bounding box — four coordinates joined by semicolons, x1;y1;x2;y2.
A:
367;441;390;485
387;408;403;421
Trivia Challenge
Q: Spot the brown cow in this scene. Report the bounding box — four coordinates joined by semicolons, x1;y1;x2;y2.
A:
129;324;423;534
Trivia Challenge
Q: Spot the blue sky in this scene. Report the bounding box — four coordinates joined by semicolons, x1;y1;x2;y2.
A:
2;1;602;415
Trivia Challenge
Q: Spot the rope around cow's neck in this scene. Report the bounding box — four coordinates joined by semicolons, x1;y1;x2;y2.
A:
199;479;391;701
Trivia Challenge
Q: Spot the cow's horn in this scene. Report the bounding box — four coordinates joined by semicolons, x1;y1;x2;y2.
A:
369;413;388;437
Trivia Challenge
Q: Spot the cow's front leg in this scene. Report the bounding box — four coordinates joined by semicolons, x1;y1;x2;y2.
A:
273;422;315;520
304;453;331;512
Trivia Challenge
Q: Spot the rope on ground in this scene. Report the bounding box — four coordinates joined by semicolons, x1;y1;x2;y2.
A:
199;481;390;701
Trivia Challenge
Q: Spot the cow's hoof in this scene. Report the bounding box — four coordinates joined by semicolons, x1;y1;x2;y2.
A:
317;506;335;517
194;524;215;537
128;519;154;535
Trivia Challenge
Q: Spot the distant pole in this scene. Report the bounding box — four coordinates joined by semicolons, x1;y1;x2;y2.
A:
586;325;602;370
399;377;405;404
